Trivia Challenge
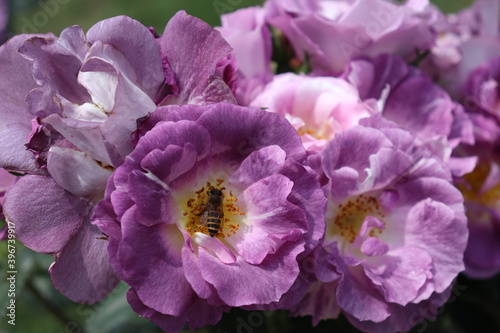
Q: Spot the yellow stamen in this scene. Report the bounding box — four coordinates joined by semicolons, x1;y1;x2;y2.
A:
458;160;500;210
327;194;386;243
180;179;244;238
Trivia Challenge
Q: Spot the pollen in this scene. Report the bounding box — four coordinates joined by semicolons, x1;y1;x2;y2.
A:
328;194;386;243
180;179;244;239
297;127;317;137
296;121;334;141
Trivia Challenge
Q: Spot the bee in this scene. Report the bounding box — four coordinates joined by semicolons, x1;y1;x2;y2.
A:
199;188;224;237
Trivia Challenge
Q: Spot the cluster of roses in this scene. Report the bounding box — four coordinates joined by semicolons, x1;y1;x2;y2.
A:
0;0;499;332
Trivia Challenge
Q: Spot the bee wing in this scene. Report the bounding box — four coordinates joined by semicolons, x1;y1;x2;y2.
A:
199;209;210;227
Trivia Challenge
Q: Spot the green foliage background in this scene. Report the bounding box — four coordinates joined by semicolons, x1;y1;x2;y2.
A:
9;0;474;35
3;1;499;333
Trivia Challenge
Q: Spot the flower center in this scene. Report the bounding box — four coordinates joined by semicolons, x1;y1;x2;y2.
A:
327;194;386;243
457;160;500;209
285;113;334;143
297;125;330;140
181;179;243;238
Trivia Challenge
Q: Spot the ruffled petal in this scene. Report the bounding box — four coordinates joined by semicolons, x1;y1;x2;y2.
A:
405;198;467;293
3;175;88;253
118;207;193;316
0;35;50;171
364;247;433;305
18;28;89;105
227;174;307;265
47;146;112;197
50;219;119;303
158;11;235;105
230;145;286;187
86;15;164;99
198;241;304;307
127;288;227;333
197;103;306;162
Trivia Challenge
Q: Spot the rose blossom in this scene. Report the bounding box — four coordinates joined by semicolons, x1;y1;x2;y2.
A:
265;0;437;74
461;56;500;143
0;11;236;303
250;73;373;152
455;145;500;278
451;54;500;278
292;115;468;332
93;103;326;332
217;6;273;105
343;54;476;176
1;15;163;303
423;0;500;99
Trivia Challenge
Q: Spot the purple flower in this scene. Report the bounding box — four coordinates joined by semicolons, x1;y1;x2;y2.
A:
454;55;500;277
1;16;164;171
0;11;236;304
265;0;437;74
293;116;468;332
0;15;166;301
249;73;373;152
462;56;500;143
419;5;464;75
343;54;476;176
456;146;500;278
93;103;326;332
447;53;500;279
424;0;500;99
217;7;273;105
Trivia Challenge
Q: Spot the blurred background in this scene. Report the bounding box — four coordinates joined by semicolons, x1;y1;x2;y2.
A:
7;0;475;36
2;1;500;333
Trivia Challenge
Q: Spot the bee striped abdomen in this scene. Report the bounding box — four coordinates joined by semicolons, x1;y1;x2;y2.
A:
200;188;224;237
205;211;223;237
